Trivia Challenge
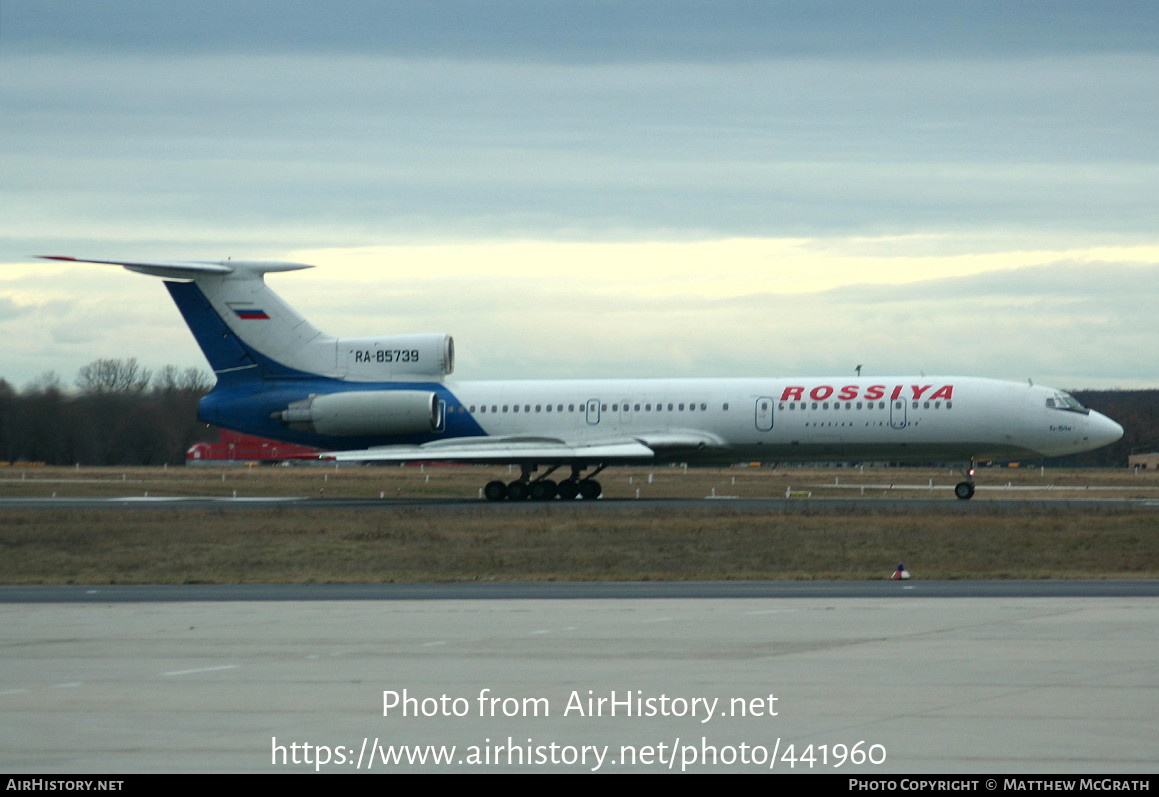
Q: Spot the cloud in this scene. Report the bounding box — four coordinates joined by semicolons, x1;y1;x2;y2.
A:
3;3;1158;389
4;24;1158;256
4;243;1155;389
5;2;1156;62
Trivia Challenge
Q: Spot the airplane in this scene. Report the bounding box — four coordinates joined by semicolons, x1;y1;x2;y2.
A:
43;256;1124;500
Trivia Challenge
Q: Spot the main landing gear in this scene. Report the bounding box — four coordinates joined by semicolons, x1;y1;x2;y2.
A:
954;463;976;500
483;465;606;501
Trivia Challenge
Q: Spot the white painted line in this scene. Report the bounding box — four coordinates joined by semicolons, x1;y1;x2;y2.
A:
163;665;239;677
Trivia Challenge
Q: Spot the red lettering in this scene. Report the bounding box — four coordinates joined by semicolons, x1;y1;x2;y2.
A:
782;383;953;402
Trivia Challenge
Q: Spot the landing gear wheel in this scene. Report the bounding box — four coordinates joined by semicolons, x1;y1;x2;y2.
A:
529;480;557;501
578;479;602;500
484;480;508;501
507;480;530;501
557;480;580;500
954;481;976;500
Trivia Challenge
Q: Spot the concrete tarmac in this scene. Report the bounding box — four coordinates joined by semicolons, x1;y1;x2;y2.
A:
1;588;1155;773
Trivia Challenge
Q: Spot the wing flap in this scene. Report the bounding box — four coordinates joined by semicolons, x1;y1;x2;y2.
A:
328;437;657;464
327;429;731;465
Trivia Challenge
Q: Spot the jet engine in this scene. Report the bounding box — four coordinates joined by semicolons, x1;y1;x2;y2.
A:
275;390;439;436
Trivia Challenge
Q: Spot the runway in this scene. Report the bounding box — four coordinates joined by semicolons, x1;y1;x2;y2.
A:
3;580;1159;602
1;582;1156;773
3;495;1158;512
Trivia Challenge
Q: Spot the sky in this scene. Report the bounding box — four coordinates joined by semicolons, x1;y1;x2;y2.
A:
2;1;1157;390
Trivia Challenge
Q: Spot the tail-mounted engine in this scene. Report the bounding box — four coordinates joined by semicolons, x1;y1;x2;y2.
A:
275;390;440;437
338;333;454;381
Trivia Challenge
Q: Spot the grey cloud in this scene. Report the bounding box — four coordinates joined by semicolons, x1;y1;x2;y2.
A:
5;1;1155;62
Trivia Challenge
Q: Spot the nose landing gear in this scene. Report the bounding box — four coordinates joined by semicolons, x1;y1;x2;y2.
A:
954;464;976;500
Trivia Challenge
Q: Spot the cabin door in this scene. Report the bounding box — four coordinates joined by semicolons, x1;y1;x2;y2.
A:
890;398;908;429
755;396;774;432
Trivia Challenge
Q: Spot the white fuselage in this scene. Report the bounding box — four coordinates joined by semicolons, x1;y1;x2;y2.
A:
429;375;1120;463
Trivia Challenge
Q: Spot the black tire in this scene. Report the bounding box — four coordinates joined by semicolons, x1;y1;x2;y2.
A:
507;480;530;501
954;481;975;500
484;480;507;501
578;479;602;500
557;480;580;500
529;480;557;501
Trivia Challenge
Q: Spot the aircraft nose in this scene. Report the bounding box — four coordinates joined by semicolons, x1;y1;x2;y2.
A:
1088;412;1124;449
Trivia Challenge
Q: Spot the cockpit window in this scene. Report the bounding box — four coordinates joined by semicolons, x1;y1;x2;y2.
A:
1047;391;1089;415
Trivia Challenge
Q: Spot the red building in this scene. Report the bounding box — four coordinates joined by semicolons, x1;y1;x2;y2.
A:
186;430;323;464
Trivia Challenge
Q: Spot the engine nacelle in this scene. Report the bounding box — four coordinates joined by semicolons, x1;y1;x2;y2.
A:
276;390;439;437
337;333;454;381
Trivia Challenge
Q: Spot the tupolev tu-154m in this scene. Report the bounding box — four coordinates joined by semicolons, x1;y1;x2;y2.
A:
44;256;1124;500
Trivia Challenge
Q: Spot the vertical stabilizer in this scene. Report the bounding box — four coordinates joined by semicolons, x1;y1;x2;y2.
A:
42;256;453;384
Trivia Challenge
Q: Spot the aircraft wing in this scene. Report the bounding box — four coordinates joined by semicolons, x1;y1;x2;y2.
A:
326;430;727;464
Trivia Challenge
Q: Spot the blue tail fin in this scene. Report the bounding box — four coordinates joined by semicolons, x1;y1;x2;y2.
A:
164;281;262;383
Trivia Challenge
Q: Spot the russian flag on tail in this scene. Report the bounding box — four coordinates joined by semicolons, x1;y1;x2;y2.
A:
231;307;270;320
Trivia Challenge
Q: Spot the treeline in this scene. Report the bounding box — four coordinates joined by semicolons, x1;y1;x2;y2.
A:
0;359;214;466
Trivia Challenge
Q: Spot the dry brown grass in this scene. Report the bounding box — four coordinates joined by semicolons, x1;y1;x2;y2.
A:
1;465;1156;584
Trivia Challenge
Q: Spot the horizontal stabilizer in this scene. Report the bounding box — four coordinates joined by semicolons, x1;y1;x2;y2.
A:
37;256;313;280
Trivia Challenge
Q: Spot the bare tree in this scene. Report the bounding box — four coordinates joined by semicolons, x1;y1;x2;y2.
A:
76;358;152;394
